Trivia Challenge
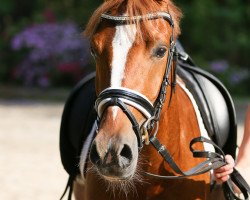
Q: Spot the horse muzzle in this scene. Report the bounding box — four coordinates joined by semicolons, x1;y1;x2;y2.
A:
89;134;138;180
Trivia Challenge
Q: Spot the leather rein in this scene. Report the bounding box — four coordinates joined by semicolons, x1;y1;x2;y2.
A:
94;12;250;200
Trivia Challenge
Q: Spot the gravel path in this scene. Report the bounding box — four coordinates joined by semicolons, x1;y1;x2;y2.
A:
0;99;247;200
0;100;67;200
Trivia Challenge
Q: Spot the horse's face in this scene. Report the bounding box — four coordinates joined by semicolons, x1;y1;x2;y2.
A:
89;16;172;181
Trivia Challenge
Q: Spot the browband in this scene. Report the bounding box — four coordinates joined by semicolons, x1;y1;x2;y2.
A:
101;12;174;26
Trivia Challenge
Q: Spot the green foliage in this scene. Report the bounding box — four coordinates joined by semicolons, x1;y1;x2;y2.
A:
175;0;250;95
0;0;249;95
0;0;102;84
36;0;102;26
176;0;250;67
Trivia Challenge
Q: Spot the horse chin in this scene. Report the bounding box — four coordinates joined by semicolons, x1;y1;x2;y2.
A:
96;160;138;183
98;167;138;196
102;174;133;182
97;167;136;183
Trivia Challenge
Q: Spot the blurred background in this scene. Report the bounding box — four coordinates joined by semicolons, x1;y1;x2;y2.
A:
0;0;249;199
0;0;249;94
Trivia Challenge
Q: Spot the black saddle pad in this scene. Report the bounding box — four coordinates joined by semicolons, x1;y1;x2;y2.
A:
60;72;96;178
177;60;237;158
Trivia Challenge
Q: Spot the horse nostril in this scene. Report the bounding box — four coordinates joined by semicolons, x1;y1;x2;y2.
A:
120;144;133;161
89;142;101;165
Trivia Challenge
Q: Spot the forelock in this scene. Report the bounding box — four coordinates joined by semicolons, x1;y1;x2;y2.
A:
84;0;182;41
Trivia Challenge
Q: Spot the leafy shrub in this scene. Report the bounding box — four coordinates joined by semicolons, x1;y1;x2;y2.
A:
176;0;250;95
11;22;91;87
1;0;249;95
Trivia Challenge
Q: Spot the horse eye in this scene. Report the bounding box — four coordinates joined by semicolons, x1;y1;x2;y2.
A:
155;47;167;58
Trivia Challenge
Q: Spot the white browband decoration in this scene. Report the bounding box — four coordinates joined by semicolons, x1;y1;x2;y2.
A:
101;12;172;24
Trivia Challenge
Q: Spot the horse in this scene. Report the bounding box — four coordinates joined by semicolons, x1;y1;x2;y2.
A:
59;0;241;199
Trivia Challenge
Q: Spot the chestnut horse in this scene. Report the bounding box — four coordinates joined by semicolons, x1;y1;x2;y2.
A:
72;0;227;199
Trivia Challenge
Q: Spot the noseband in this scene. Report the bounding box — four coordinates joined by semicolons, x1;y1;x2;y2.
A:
95;12;176;148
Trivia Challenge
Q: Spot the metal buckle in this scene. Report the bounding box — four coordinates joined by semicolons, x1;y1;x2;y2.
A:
158;145;166;153
141;116;159;145
178;51;189;61
142;126;150;145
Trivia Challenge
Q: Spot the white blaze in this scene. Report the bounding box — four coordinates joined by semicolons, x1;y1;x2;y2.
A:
111;24;137;119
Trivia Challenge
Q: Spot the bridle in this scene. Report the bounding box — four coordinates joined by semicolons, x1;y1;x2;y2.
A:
94;10;227;177
94;11;226;176
94;12;250;200
59;11;250;200
95;12;176;148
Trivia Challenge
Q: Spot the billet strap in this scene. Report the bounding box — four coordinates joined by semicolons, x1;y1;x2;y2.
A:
145;136;250;199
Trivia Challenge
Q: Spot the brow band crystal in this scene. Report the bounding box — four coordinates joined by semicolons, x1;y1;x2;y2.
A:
101;12;173;26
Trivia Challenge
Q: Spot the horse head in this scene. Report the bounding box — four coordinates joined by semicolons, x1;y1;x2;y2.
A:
85;0;182;182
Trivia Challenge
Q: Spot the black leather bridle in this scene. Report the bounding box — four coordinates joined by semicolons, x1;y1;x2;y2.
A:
95;12;176;148
94;12;250;200
59;11;249;200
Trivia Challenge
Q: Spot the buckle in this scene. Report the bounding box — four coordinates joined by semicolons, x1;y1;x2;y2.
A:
141;126;150;145
178;51;189;61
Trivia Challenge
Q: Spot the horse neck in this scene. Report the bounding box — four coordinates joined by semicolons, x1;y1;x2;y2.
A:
158;84;184;152
142;81;204;173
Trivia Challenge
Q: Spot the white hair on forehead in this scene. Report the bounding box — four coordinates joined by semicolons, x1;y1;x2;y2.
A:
110;23;137;119
111;23;137;87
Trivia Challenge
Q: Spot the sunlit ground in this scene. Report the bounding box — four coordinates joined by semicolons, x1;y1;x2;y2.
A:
0;100;67;200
